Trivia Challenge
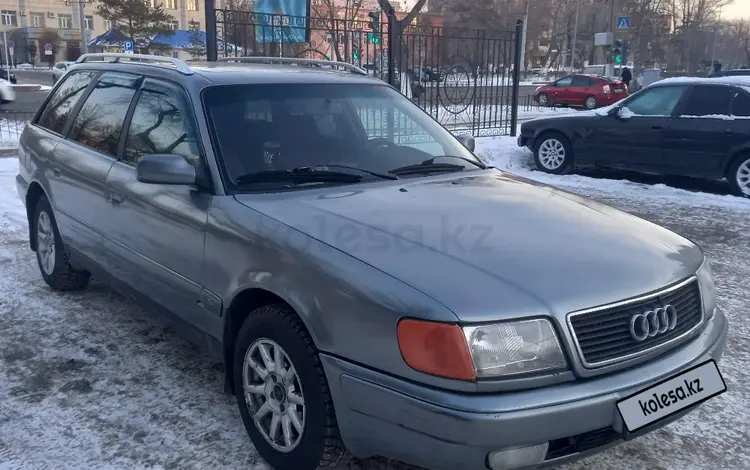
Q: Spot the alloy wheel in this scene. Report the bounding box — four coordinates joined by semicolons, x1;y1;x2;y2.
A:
736;159;750;196
242;338;306;453
37;211;56;275
538;138;566;170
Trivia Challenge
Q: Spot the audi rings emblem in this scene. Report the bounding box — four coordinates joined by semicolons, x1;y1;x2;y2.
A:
629;305;678;342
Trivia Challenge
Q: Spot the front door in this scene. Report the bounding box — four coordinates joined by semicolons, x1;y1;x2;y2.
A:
549;76;573;105
102;79;211;332
593;84;688;170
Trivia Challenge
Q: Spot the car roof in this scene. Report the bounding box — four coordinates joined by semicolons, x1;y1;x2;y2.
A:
65;55;386;87
654;75;750;88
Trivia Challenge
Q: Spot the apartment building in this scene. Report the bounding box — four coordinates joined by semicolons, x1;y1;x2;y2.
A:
0;0;212;63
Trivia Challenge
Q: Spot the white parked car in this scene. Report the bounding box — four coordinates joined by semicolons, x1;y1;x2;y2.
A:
0;79;16;104
52;61;75;84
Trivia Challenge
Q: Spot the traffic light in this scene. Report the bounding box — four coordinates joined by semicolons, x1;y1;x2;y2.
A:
613;38;623;64
353;44;360;61
367;11;380;33
621;39;629;65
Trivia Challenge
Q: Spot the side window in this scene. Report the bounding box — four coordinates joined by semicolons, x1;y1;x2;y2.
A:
623;86;687;117
37;71;96;134
571;76;589;87
555;76;573;87
123;82;202;166
680;86;734;117
68;73;139;156
730;90;750;117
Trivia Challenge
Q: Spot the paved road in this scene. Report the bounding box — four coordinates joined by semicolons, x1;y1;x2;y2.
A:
1;70;54;114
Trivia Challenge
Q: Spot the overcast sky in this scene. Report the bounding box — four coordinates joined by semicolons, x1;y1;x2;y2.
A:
723;0;748;19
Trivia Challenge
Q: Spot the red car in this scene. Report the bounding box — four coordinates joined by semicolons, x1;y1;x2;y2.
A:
534;74;629;109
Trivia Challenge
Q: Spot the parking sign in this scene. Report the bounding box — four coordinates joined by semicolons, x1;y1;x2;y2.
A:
124;41;133;53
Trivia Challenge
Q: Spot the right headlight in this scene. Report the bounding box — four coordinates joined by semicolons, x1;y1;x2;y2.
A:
462;319;567;378
696;257;717;319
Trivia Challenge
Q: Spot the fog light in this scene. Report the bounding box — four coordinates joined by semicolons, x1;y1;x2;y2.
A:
487;443;548;469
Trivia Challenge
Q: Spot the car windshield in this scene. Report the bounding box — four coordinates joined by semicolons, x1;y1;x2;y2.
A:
203;83;483;190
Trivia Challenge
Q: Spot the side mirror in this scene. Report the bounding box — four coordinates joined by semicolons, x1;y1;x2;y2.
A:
608;106;623;118
456;135;475;152
136;154;196;185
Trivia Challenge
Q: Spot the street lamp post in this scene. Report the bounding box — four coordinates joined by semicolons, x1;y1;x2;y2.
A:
64;0;89;55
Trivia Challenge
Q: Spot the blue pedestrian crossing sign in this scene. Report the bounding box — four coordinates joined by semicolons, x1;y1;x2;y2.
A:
124;41;133;52
616;16;631;31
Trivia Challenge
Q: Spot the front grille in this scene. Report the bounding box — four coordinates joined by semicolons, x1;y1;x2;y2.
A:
569;278;703;367
545;427;621;460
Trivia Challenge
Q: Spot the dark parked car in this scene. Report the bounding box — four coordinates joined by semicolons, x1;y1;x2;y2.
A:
17;53;727;470
0;67;17;84
709;68;750;78
420;67;443;82
519;76;750;197
534;74;629;109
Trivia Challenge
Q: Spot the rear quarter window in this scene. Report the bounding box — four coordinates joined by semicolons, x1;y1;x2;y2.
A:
37;71;97;135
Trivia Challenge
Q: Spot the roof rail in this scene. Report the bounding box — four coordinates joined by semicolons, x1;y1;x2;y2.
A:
76;53;193;75
216;56;367;76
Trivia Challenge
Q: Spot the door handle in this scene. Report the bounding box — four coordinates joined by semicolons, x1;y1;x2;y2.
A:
650;126;663;131
109;191;124;205
725;129;735;134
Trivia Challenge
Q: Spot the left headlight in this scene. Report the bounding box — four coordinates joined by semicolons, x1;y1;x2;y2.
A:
463;320;567;378
397;318;567;382
696;257;717;319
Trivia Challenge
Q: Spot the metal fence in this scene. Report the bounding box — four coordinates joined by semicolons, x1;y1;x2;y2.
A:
212;10;522;136
0;111;33;142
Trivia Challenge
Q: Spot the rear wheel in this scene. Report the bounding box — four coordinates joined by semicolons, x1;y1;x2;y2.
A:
33;195;91;291
727;153;750;198
233;304;349;470
584;96;597;109
537;93;549;106
533;132;573;175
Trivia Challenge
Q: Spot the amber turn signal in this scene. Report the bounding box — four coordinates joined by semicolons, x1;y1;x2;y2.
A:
397;318;476;381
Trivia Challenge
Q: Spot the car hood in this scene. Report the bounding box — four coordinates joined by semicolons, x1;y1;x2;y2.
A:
235;171;703;322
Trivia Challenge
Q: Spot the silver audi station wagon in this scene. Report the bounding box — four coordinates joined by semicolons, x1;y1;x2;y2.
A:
16;53;728;470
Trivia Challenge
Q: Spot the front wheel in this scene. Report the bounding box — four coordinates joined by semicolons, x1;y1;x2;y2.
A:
727;153;750;198
533;133;573;174
233;304;348;470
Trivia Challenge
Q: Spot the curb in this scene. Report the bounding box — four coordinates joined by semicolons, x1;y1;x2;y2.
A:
0;149;18;156
10;84;41;92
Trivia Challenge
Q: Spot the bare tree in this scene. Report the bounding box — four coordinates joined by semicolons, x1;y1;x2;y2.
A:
671;0;732;72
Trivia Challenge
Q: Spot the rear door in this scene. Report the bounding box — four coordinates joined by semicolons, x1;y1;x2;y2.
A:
662;85;741;177
34;70;122;267
568;75;594;106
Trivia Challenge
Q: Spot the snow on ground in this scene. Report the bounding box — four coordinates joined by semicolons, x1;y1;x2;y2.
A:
0;149;749;470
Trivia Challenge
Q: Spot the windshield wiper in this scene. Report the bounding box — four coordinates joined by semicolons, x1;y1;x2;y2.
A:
295;164;398;180
388;155;486;176
234;169;364;185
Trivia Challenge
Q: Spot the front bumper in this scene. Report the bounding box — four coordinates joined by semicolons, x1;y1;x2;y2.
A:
322;308;728;470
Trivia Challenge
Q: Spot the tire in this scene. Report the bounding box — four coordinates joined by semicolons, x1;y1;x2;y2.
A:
33;195;91;291
533;132;573;175
537;93;549;106
233;304;348;470
726;153;750;198
584;96;597;109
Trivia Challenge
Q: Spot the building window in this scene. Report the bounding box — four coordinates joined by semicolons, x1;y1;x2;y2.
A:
165;0;177;9
30;12;45;27
168;20;179;30
187;0;199;10
85;15;94;30
1;10;17;27
104;19;114;30
188;21;200;31
58;14;73;29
